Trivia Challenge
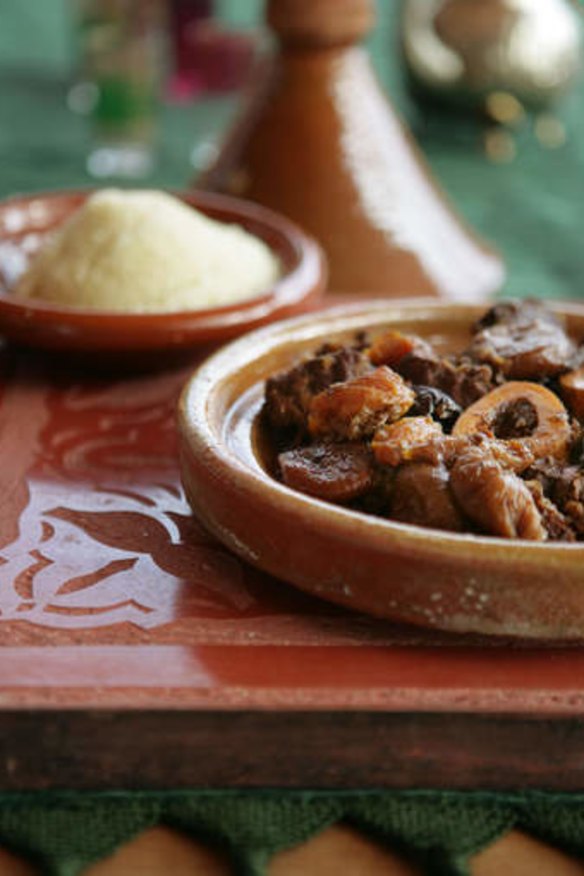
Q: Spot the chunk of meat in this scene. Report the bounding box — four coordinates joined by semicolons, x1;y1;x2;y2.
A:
467;299;575;379
452;381;571;469
473;299;549;331
308;366;415;441
372;416;444;467
278;443;374;503
525;480;576;542
263;346;371;436
396;345;499;408
560;366;584;420
369;330;417;367
554;469;584;519
450;447;547;540
525;460;584;537
524;458;573;495
390;463;465;532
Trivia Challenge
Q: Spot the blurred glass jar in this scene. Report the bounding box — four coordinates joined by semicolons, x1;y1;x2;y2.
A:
72;0;169;178
402;0;583;110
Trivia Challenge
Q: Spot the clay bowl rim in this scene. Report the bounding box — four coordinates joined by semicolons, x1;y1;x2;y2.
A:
178;299;584;640
0;188;327;352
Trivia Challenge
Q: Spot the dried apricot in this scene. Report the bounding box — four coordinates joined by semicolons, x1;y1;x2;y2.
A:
372;416;444;467
308;366;415;441
369;330;416;367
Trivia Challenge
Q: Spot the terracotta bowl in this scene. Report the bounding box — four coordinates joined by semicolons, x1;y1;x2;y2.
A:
178;299;584;641
0;189;325;354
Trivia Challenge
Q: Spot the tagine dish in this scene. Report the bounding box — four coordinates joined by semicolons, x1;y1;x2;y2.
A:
179;300;584;639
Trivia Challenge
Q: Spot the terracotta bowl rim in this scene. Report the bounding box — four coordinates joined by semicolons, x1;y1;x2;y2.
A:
0;187;327;349
179;298;584;562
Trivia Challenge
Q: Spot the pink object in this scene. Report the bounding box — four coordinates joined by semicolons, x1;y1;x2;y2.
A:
190;22;258;93
168;0;257;99
170;0;214;76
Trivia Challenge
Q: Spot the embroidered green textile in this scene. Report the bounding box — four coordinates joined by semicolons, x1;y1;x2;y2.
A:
0;790;583;876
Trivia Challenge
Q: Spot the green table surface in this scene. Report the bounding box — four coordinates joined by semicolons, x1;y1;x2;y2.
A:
1;4;584;876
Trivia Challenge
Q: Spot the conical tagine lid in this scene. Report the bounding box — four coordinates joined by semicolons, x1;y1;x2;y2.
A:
198;0;505;300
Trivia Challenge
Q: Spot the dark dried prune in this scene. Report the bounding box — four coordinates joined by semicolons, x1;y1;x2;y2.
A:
409;386;461;433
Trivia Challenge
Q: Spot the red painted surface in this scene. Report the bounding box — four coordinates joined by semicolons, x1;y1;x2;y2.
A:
0;343;582;714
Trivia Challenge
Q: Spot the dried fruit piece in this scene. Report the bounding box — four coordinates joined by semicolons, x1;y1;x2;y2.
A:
452;381;571;467
450;448;547;540
278;443;374;503
308;366;415;441
409;385;462;432
372;416;444;467
369;330;416;367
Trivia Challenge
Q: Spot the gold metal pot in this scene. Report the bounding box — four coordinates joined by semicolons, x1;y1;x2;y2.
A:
402;0;582;109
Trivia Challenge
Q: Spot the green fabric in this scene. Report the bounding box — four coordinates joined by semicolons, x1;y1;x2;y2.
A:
0;791;584;876
0;789;583;875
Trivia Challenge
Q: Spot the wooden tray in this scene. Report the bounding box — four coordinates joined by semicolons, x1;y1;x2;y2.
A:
1;342;584;792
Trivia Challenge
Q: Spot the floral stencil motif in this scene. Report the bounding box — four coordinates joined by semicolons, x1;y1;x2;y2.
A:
0;358;258;629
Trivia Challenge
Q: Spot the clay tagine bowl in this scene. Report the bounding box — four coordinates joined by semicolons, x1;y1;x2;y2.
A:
178;299;584;641
0;189;325;355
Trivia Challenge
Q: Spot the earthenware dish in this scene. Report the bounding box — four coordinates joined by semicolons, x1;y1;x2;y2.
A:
178;300;584;640
0;189;325;355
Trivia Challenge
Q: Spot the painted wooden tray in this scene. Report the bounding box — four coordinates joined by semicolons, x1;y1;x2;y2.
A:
1;339;584;792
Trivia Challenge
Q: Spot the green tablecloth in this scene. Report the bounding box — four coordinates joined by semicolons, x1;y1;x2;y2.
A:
1;4;584;875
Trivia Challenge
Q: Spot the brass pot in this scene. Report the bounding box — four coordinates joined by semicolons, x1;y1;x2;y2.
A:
402;0;582;108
